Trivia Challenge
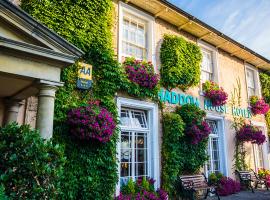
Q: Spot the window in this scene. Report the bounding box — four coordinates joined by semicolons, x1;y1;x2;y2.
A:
120;108;149;185
119;2;154;62
201;49;213;83
205;120;221;176
246;68;256;97
116;97;159;195
122;15;147;60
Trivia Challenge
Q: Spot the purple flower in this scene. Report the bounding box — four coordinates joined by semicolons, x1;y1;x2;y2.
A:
236;124;266;145
67;101;116;143
124;58;159;89
250;96;270;115
186;120;211;144
202;81;228;106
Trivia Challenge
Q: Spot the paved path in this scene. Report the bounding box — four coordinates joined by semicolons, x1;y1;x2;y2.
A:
209;190;270;200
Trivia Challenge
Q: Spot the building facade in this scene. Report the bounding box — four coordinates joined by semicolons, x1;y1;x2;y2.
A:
112;0;270;193
2;0;270;195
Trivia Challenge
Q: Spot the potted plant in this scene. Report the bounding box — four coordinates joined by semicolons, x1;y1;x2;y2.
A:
250;96;270;115
116;177;168;200
123;57;159;89
186;121;211;144
202;81;228;106
67;100;116;143
236;124;266;145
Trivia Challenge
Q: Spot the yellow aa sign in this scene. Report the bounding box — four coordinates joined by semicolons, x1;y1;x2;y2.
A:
77;62;93;90
78;62;92;80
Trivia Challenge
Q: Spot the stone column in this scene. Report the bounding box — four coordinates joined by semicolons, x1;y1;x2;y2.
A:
4;99;21;125
36;84;58;139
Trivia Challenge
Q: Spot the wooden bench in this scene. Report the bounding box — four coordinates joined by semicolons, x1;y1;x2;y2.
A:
251;169;269;190
177;174;220;200
235;170;254;193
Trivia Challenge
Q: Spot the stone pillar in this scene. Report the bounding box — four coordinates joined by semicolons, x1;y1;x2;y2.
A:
4;99;21;125
36;84;58;139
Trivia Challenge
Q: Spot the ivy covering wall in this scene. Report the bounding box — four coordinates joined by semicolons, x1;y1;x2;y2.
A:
21;0;160;199
161;104;209;197
160;34;202;91
260;72;270;136
21;0;121;199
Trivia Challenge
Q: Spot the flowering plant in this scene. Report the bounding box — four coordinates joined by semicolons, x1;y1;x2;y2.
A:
217;177;241;196
116;177;168;200
258;168;270;187
202;81;228;106
123;57;159;89
186;121;211;144
250;96;270;115
67;101;116;143
236;124;266;145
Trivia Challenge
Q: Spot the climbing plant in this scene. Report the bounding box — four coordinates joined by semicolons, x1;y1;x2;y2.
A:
259;72;270;136
230;78;247;171
160;34;202;91
161;104;209;197
21;0;161;199
21;0;121;199
161;112;185;196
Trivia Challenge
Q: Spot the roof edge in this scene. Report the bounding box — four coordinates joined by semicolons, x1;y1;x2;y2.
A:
1;0;84;58
159;0;270;65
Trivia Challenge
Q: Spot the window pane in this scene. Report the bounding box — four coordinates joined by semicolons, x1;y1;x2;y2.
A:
121;13;147;59
121;133;131;149
136;162;147;177
121;110;131;127
121;162;131;177
201;71;212;82
247;69;255;88
131;111;148;128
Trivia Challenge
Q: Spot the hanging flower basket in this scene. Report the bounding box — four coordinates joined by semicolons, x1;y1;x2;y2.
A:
236;124;266;145
186;121;211;144
123;57;159;89
202;81;228;106
67;101;116;143
250;96;270;115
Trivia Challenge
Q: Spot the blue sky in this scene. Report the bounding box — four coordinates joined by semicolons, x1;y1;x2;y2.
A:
168;0;270;59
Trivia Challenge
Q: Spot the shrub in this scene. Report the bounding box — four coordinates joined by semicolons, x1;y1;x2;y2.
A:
176;104;206;126
236;124;266;145
0;123;65;199
202;81;228;106
173;104;209;173
176;104;210;144
67;100;116;143
0;185;8;200
217;177;240;196
160;34;202;91
162;113;185;196
250;96;270;115
123;57;159;89
116;177;168;200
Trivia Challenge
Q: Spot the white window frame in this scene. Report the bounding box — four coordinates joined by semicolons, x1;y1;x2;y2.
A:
118;2;155;64
245;63;261;99
119;108;149;183
198;40;219;94
250;121;269;171
116;97;159;195
205;114;228;177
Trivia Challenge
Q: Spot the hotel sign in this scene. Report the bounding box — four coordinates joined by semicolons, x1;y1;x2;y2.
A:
158;89;251;119
77;62;92;90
